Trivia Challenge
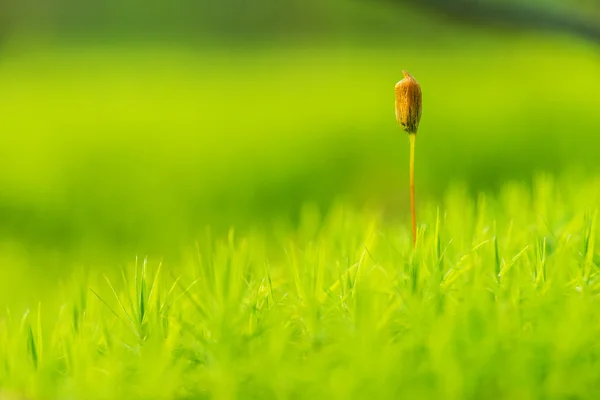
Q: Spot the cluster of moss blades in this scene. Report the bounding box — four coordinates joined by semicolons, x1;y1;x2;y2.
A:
0;174;599;399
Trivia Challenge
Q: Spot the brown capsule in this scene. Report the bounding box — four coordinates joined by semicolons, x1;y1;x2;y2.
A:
395;71;422;134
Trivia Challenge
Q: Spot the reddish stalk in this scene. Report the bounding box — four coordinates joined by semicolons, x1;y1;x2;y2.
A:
409;134;416;247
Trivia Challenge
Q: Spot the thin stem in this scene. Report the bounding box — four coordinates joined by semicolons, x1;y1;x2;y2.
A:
409;134;417;248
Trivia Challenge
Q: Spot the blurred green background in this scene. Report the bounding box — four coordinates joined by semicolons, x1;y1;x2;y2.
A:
1;0;599;304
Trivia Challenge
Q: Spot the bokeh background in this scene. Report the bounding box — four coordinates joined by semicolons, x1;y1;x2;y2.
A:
1;0;599;306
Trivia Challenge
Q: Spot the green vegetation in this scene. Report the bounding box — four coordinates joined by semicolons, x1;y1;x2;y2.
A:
2;11;600;396
2;174;600;399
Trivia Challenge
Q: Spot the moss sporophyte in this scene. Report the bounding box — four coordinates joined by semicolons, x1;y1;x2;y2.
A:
395;71;422;248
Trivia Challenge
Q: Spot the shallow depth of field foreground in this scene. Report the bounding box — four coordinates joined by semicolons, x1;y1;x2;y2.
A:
1;175;599;399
